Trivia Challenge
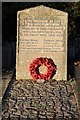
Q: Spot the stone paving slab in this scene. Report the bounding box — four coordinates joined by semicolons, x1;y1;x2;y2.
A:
2;79;79;120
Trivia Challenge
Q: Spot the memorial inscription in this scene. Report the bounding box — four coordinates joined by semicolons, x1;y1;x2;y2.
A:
19;19;64;52
16;5;68;80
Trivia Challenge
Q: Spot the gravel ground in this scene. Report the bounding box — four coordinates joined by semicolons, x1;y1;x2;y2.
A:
2;79;79;120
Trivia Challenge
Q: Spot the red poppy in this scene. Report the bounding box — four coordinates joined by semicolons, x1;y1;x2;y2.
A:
29;57;57;80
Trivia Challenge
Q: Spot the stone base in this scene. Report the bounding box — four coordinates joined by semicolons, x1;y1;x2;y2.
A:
2;79;78;119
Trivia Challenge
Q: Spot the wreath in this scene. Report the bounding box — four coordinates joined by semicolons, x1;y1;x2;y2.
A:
29;57;57;80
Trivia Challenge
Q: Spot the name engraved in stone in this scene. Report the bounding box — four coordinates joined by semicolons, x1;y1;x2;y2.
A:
19;19;65;52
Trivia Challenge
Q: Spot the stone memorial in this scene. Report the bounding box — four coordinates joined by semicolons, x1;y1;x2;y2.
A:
16;5;68;80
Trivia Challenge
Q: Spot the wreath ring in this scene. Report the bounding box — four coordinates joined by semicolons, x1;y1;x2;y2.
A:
29;57;57;80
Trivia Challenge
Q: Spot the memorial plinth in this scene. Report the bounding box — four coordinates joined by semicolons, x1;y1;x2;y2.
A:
16;5;68;80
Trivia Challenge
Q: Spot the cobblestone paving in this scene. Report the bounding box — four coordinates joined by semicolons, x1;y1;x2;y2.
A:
2;79;79;120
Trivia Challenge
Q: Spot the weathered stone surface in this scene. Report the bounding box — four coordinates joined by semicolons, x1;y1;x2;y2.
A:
2;79;78;119
16;5;68;80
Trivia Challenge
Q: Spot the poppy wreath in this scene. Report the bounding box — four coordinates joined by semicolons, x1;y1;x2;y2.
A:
29;57;57;80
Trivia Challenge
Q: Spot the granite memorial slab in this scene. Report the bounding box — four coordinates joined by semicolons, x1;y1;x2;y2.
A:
16;5;68;80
